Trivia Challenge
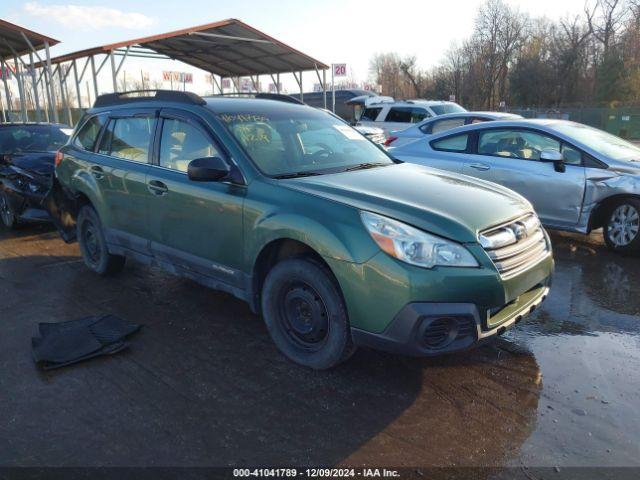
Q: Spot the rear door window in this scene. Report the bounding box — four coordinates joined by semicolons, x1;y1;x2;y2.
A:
385;107;429;123
74;115;106;151
98;116;155;163
431;118;466;134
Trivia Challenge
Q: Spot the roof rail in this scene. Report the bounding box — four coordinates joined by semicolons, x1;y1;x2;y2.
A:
93;90;206;108
207;92;304;105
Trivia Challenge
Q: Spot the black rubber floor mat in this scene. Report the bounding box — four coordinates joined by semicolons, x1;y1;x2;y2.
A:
32;315;141;370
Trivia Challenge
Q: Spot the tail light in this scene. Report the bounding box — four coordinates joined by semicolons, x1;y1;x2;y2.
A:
384;136;397;147
54;150;64;167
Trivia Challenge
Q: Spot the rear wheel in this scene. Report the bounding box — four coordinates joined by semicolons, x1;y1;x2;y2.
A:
603;198;640;255
261;258;355;369
0;191;18;229
77;205;125;275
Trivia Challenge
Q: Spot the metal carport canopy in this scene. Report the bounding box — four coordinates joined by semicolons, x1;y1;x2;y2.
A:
0;18;59;58
0;19;60;122
43;18;329;77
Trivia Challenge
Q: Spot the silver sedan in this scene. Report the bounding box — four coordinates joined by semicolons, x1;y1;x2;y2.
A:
385;111;522;148
392;119;640;254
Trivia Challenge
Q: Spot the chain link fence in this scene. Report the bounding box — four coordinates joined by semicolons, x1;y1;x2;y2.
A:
509;106;640;140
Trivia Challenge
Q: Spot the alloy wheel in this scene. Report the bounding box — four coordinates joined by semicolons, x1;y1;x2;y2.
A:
607;204;640;247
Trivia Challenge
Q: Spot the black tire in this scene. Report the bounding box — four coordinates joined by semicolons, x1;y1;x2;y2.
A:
261;258;356;370
603;198;640;256
77;205;125;275
0;190;18;229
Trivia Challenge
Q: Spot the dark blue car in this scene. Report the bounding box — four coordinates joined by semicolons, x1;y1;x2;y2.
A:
0;122;72;228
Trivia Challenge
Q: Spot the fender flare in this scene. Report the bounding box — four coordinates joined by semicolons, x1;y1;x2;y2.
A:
248;211;377;266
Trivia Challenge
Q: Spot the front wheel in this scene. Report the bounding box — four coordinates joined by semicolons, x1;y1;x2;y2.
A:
77;205;126;275
261;258;355;369
603;198;640;255
0;191;18;229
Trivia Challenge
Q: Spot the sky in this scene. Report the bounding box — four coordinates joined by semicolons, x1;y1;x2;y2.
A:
3;0;589;96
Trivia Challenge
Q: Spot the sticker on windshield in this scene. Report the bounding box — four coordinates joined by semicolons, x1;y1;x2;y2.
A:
333;124;364;140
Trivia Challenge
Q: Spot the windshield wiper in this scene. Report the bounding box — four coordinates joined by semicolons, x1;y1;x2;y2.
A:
273;171;323;179
343;162;388;172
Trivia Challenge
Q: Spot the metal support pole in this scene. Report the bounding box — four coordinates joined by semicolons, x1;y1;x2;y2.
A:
86;83;91;108
276;74;280;94
28;52;42;121
72;59;82;109
13;56;27;121
331;65;336;113
90;55;99;100
44;41;58;123
323;69;327;110
58;66;72;125
109;51;117;92
1;58;12;121
299;72;303;102
0;85;6;122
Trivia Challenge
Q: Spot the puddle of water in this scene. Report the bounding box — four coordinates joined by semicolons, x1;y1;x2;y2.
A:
502;233;640;467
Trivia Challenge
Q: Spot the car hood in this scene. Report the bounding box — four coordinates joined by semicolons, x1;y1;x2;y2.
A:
280;163;532;243
3;151;55;177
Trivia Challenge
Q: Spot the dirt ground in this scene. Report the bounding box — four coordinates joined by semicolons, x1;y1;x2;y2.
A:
0;224;638;477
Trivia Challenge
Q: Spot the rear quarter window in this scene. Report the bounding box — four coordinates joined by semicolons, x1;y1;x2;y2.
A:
431;134;470;152
361;107;382;122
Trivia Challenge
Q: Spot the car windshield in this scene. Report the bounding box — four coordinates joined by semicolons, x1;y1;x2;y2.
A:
0;125;72;154
217;105;393;177
429;103;467;115
553;122;640;162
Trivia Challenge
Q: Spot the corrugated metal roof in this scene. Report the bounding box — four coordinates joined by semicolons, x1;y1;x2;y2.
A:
0;18;59;58
40;19;328;76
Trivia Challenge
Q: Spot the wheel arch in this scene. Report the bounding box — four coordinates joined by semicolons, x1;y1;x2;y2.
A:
589;194;640;231
250;238;342;314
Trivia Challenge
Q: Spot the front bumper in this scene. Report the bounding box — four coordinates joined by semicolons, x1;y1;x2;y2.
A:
351;284;549;356
1;172;51;221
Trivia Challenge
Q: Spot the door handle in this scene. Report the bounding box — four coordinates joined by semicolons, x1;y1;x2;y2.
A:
90;165;104;179
469;163;491;171
147;180;169;196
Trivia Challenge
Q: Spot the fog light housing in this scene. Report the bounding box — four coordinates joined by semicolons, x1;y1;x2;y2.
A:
419;315;475;350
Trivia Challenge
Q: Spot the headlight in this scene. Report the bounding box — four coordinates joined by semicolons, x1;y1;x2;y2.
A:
361;211;479;269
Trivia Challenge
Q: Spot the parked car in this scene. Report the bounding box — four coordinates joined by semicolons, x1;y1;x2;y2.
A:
358;99;467;136
392;119;640;254
385;111;523;148
294;89;376;123
0;122;72;228
321;108;386;146
51;90;553;369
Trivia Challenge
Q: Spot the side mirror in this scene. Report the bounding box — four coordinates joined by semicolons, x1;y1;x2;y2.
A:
540;150;566;173
187;156;230;182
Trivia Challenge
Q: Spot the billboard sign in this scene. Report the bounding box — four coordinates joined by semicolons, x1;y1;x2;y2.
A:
162;71;193;84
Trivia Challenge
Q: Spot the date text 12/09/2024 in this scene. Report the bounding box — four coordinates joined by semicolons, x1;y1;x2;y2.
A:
233;469;400;478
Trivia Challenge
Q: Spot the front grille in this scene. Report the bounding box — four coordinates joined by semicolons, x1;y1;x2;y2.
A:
479;214;550;279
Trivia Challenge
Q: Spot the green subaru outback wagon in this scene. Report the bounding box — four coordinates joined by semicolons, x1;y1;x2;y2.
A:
52;91;553;369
